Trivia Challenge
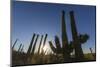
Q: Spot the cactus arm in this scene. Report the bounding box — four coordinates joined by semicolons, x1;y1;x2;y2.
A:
31;34;39;55
49;41;57;53
20;45;24;53
12;39;18;50
27;33;35;54
89;48;95;59
79;34;89;44
18;44;22;52
43;34;48;47
38;35;43;54
55;36;61;50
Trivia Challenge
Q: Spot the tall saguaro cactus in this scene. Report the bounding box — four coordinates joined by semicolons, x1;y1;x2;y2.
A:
27;33;35;55
31;34;39;55
69;11;84;60
61;10;70;61
38;35;43;54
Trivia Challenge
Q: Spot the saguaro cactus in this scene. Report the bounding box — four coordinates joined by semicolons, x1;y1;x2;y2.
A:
31;34;39;55
69;11;84;60
26;33;36;63
61;10;70;61
12;39;18;50
89;48;95;59
43;34;48;48
38;35;43;54
49;41;57;53
18;44;22;52
49;35;73;55
41;34;48;53
20;45;24;53
27;33;35;54
49;36;62;54
79;34;89;44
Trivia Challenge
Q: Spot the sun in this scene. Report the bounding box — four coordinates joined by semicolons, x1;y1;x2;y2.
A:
43;45;48;52
42;43;51;54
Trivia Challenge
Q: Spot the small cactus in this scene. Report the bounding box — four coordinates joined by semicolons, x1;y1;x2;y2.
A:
12;39;18;50
43;34;48;48
89;48;95;59
20;45;24;53
31;34;39;55
41;34;48;53
27;33;35;54
18;44;22;52
49;35;74;58
38;35;43;54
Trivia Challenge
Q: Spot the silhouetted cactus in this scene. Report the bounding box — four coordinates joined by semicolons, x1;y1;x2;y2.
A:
79;34;89;44
61;11;71;61
69;34;89;52
49;36;62;54
26;33;36;63
55;36;62;51
89;48;95;59
43;34;48;47
18;44;22;52
49;35;73;56
41;34;48;53
49;10;90;62
49;41;57;53
49;11;75;62
20;45;24;53
27;33;35;54
69;11;84;60
12;39;18;50
12;10;92;65
38;35;43;54
31;34;39;55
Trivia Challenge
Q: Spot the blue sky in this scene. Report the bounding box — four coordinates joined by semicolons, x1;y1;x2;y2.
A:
12;1;96;54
